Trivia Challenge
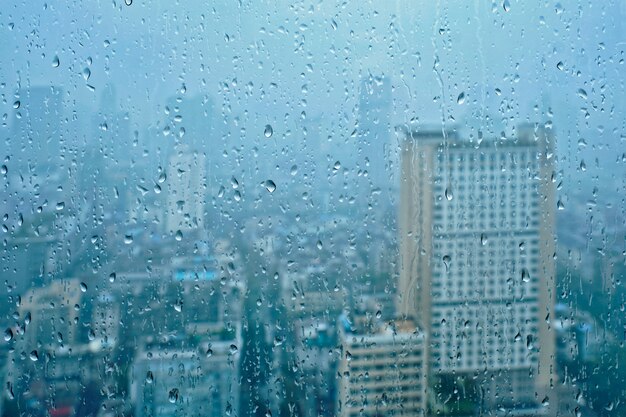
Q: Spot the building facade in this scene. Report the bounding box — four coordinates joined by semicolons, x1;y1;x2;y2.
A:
337;316;427;417
166;144;207;233
130;328;241;417
398;125;556;411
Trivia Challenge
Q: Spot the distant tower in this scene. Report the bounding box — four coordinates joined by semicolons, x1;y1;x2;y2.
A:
164;94;213;151
357;74;393;209
398;124;556;410
165;144;206;233
10;86;63;173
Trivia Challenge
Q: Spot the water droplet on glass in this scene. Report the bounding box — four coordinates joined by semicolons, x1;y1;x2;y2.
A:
521;268;530;283
480;233;488;246
3;329;13;342
577;88;587;100
52;55;60;67
556;61;564;71
557;199;565;210
168;388;179;403
88;329;95;341
80;282;88;292
229;344;238;354
82;68;91;81
555;3;564;14
109;272;116;283
29;350;39;361
56;202;65;211
175;230;183;241
0;165;7;175
146;371;154;384
13;100;20;109
444;187;453;201
502;0;511;12
263;180;276;193
442;255;451;272
6;382;14;400
125;0;132;5
457;92;465;104
264;124;273;138
316;240;323;250
290;165;298;175
124;234;133;244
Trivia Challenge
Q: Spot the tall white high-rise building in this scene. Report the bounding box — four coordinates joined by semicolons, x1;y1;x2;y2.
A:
357;74;392;195
398;124;556;411
166;145;206;233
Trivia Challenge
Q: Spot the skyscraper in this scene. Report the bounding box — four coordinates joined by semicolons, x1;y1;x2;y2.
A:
10;86;63;174
166;144;207;234
356;74;393;210
398;124;556;411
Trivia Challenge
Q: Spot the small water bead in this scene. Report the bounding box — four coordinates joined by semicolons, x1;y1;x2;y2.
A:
263;180;276;193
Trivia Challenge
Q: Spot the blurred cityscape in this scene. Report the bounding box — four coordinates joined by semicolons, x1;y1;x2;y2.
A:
0;73;625;417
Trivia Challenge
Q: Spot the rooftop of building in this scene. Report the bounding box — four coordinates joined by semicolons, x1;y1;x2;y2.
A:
338;311;424;343
398;123;553;149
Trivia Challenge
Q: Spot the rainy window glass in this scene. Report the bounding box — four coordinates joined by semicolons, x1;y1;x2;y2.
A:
1;1;625;417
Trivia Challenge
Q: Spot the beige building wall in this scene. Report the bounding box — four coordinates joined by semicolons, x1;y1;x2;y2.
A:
397;125;557;411
337;320;428;417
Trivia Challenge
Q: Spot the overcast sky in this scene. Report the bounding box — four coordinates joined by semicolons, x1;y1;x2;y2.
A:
1;0;624;193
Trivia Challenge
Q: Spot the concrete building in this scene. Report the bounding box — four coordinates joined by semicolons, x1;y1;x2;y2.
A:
294;320;338;417
357;75;393;196
398;124;556;411
10;86;64;174
336;315;427;417
129;327;241;417
4;279;110;417
166;144;207;233
17;278;83;350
